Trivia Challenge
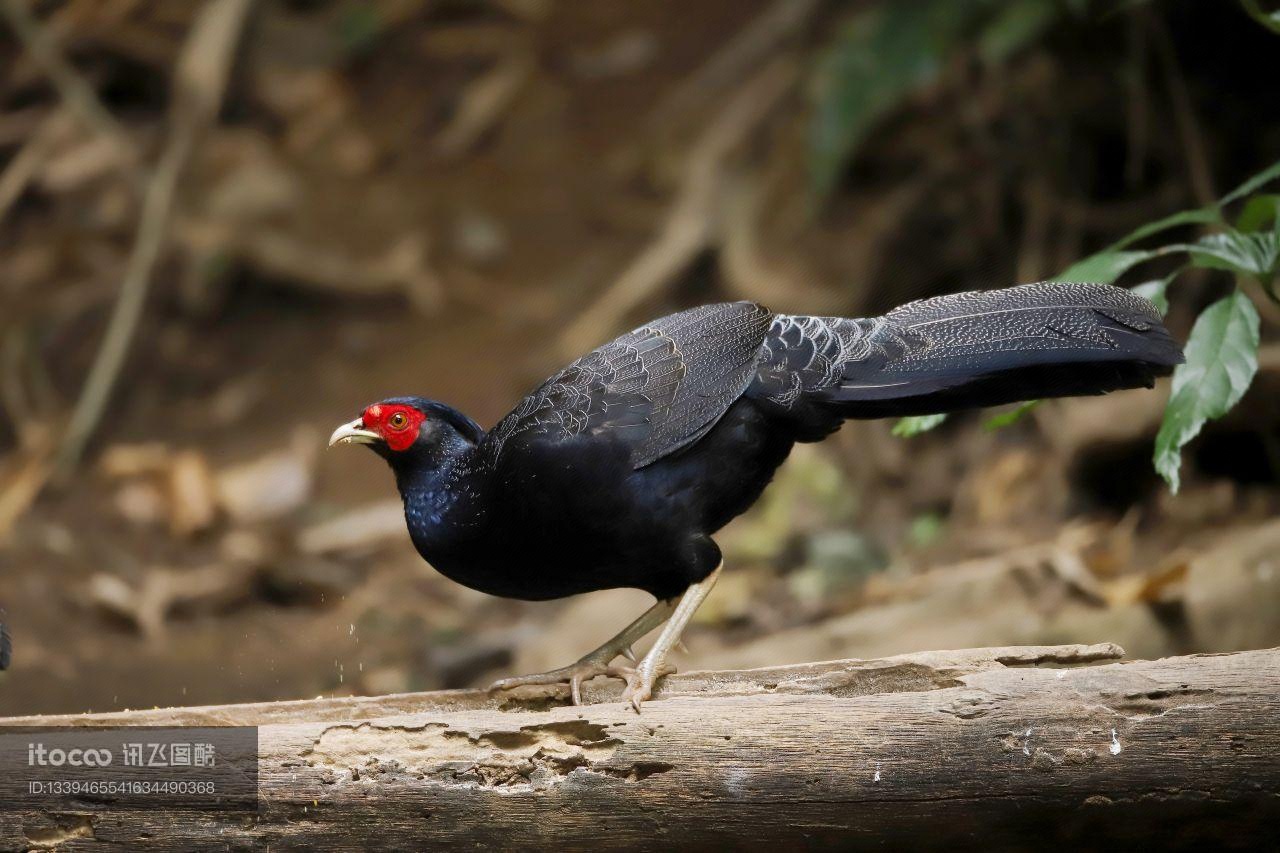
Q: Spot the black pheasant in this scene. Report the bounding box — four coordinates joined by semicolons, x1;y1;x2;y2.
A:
329;282;1183;709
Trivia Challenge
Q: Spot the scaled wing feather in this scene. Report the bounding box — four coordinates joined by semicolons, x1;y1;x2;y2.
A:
487;302;774;468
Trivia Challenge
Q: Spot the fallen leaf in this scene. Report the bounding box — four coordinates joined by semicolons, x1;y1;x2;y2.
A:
1100;561;1189;608
99;443;172;478
167;450;219;536
215;430;318;522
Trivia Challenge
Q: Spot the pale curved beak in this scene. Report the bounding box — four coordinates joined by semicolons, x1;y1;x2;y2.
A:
328;418;381;447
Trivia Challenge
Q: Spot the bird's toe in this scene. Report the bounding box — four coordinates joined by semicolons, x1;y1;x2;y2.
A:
616;662;675;713
487;671;563;692
624;681;651;713
488;657;629;702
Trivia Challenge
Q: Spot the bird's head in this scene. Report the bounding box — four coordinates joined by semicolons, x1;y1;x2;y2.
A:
328;397;484;470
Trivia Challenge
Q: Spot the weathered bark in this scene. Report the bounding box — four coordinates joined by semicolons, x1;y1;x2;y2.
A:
3;643;1278;851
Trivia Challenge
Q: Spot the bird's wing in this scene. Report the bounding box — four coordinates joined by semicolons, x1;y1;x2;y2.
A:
486;302;773;468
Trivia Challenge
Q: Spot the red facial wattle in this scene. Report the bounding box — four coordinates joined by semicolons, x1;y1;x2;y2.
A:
362;403;425;452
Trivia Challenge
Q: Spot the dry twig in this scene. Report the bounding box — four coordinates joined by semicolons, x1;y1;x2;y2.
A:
559;60;797;356
434;53;533;159
0;441;52;545
0;110;73;222
53;0;253;479
650;0;818;133
0;0;137;174
174;220;444;311
87;562;259;642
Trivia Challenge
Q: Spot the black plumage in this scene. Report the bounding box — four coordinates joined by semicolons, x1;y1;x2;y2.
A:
330;281;1182;708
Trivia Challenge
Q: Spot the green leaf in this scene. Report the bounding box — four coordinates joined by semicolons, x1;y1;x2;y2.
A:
1055;249;1155;284
1235;194;1280;233
1104;207;1221;252
983;400;1040;431
1221;157;1280;206
1184;230;1280;283
810;3;980;198
978;0;1058;64
337;3;383;55
1130;273;1177;316
1058;160;1280;274
907;512;946;548
893;413;948;437
1239;0;1280;35
1053;159;1280;291
1154;290;1261;492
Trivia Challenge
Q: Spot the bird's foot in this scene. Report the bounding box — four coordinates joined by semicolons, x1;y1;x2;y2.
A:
488;647;641;706
618;662;677;713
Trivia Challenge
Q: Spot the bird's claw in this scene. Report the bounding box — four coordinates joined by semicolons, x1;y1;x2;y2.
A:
618;662;676;713
488;657;676;709
489;652;633;706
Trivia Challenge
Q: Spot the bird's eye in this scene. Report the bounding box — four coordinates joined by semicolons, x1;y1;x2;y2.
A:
387;412;409;430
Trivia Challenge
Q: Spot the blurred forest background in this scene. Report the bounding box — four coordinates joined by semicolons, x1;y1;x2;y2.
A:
1;0;1278;717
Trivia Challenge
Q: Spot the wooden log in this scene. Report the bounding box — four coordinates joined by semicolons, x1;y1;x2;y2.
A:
3;643;1278;851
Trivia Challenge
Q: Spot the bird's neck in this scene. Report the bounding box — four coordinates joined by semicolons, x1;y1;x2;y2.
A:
392;437;488;558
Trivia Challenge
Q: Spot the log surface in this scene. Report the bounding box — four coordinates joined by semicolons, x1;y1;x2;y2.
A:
3;643;1278;851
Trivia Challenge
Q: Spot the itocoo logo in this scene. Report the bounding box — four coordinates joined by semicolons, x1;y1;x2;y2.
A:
27;743;113;767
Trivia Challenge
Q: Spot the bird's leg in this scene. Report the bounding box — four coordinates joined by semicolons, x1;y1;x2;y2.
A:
621;561;722;712
488;598;677;705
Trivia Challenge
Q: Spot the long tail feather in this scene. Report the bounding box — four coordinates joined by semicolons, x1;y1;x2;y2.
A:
751;282;1183;425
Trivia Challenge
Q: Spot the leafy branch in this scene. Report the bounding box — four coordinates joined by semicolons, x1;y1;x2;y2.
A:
895;157;1280;492
813;0;1277;492
1059;159;1279;491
